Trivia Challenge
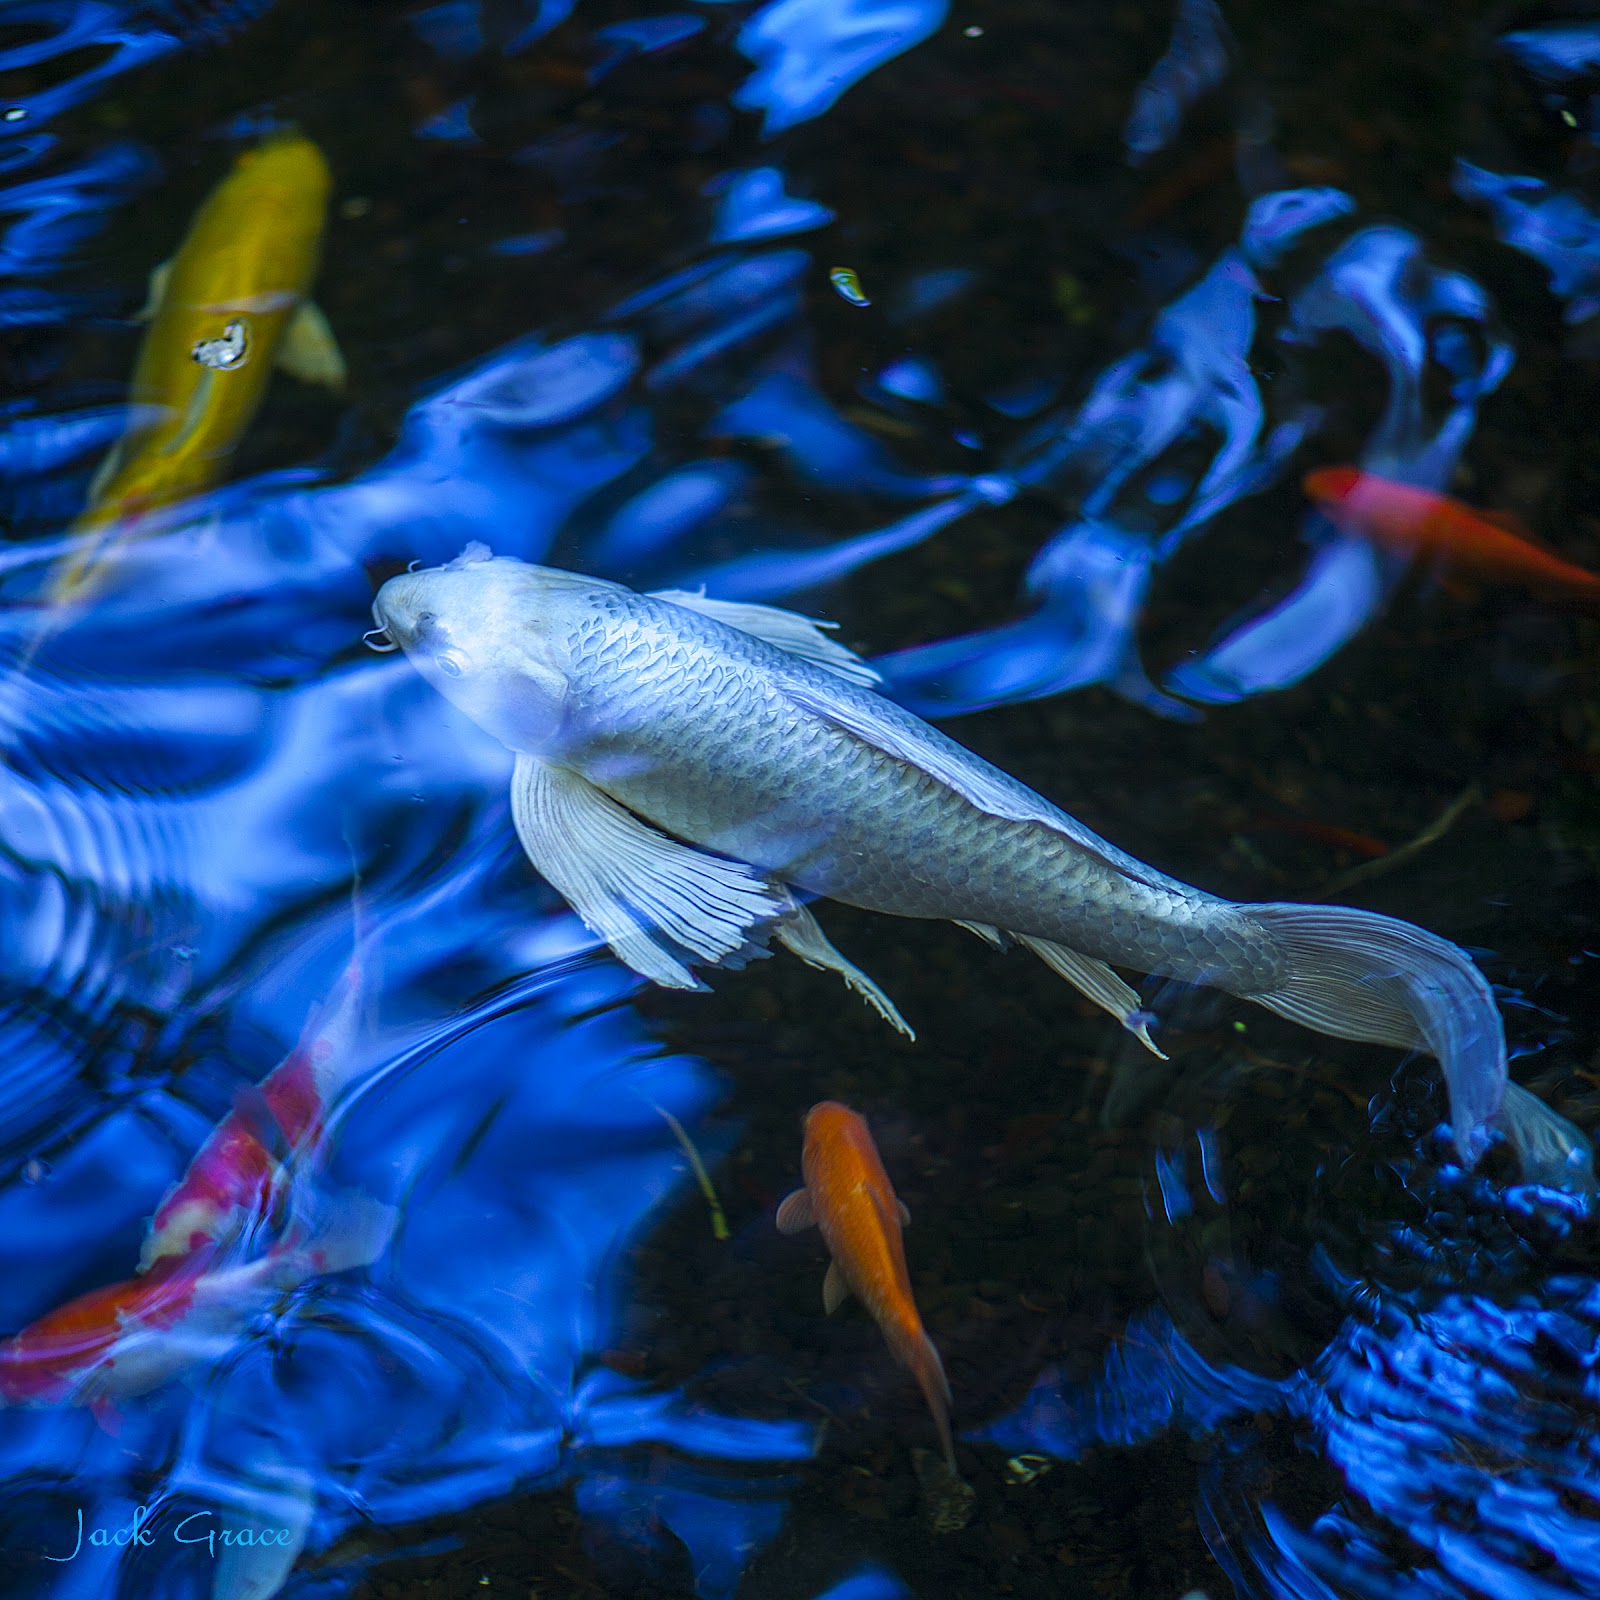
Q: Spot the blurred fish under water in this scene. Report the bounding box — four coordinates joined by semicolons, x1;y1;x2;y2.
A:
56;128;345;600
777;1102;961;1483
0;1;1598;1598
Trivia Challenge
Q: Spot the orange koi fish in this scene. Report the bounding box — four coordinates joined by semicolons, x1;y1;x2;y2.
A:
777;1101;954;1468
1303;467;1600;601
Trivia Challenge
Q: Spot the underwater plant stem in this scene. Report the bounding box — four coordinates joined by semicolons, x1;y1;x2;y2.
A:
1320;784;1481;897
652;1103;730;1240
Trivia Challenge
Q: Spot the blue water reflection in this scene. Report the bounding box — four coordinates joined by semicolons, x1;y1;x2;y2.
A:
3;2;1600;1598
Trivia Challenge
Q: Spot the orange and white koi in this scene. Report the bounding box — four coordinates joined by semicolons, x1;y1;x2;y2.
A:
139;946;366;1270
0;1220;387;1416
0;948;389;1417
777;1101;954;1468
1303;466;1600;601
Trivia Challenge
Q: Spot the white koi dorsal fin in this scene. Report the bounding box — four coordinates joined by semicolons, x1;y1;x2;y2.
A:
823;1260;850;1313
776;1188;815;1233
774;903;913;1038
1013;934;1166;1058
277;300;346;391
781;678;1209;901
510;753;788;990
650;590;883;689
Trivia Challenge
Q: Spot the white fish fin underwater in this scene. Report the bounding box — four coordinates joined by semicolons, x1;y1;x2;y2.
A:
511;753;789;989
782;678;1203;898
823;1259;850;1313
774;903;915;1038
650;590;883;688
1497;1082;1596;1193
1013;934;1167;1058
1239;903;1591;1181
776;1188;816;1232
276;299;346;391
956;920;1007;949
85;437;129;506
136;257;172;321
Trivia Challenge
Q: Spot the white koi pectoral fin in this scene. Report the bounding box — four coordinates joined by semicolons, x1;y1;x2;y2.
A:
776;1188;816;1233
277;300;346;391
774;904;914;1039
511;754;789;991
823;1260;850;1313
1014;934;1167;1059
650;590;883;688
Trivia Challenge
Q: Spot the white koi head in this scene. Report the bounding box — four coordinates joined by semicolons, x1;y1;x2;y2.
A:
369;545;579;751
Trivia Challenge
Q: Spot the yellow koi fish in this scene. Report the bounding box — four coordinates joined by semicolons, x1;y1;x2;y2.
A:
57;129;345;599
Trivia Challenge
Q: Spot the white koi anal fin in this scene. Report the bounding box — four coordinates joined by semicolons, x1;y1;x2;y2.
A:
1015;933;1167;1058
776;1188;816;1233
823;1260;850;1313
277;300;346;391
650;590;882;688
511;754;789;990
136;258;172;321
774;903;914;1039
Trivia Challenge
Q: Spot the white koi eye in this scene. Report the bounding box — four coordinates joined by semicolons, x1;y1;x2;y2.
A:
435;649;469;679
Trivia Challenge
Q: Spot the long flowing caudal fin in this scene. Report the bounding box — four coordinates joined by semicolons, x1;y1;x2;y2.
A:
1241;903;1593;1190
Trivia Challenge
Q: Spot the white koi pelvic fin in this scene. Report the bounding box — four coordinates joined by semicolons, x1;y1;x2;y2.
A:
955;920;1007;950
650;590;883;688
823;1260;850;1313
774;903;915;1039
510;754;789;990
277;299;346;391
776;1188;815;1232
1013;933;1167;1058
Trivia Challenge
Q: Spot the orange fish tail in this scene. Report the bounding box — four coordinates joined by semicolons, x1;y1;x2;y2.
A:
892;1322;955;1469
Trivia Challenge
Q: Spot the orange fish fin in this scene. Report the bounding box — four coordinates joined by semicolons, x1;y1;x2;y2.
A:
896;1199;911;1227
896;1326;955;1470
823;1260;850;1314
1479;507;1536;539
775;1188;815;1234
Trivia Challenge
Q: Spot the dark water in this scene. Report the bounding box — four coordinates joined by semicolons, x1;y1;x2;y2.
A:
2;1;1600;1597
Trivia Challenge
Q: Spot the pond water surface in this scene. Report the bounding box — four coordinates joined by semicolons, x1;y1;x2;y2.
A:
2;2;1600;1599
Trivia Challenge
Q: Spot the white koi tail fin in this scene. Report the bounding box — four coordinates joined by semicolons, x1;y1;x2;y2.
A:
1241;903;1593;1190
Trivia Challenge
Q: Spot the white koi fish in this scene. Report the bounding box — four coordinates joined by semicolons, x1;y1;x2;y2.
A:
368;546;1590;1188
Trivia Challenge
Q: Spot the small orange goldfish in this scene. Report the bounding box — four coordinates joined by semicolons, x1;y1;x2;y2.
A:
1303;466;1600;601
777;1101;954;1468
